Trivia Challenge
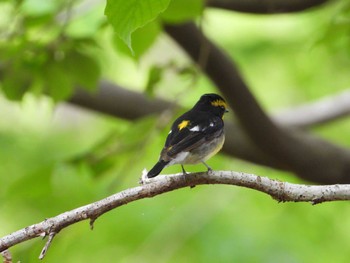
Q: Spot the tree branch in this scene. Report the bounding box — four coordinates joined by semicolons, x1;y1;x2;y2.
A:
273;90;350;128
68;81;175;120
206;0;330;14
164;22;350;184
1;170;350;259
68;83;350;182
69;81;350;129
1;250;12;263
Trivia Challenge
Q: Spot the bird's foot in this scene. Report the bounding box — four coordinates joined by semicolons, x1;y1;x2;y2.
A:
181;165;188;175
201;161;213;174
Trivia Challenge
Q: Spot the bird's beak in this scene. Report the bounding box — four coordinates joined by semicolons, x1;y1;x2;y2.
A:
225;109;229;113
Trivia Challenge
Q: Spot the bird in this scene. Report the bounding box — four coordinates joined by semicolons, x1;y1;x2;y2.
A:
147;93;228;178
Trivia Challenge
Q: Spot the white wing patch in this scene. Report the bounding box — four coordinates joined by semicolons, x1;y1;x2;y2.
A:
190;125;200;132
209;122;214;127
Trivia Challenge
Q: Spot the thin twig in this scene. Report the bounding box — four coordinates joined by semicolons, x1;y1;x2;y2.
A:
1;170;350;259
1;250;12;263
39;232;56;260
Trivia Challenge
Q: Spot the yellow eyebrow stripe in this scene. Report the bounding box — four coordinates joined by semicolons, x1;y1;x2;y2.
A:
211;99;227;108
178;120;190;130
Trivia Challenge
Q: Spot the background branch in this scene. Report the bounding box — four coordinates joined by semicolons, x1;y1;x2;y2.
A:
68;83;350;182
164;22;350;184
207;0;330;14
69;82;350;129
69;81;176;120
1;170;350;259
274;90;350;128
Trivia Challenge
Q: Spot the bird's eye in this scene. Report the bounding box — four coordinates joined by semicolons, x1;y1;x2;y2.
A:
220;106;225;110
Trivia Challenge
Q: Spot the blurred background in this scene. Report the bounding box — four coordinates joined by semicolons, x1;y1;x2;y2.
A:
1;0;350;262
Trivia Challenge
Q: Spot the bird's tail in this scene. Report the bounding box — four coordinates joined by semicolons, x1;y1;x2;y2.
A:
147;160;169;178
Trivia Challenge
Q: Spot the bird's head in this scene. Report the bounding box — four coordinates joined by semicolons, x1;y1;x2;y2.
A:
194;93;228;118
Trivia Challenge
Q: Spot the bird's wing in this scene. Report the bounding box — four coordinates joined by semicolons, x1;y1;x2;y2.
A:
163;115;223;158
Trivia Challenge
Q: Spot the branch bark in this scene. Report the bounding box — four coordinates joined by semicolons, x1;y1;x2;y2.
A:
1;170;350;259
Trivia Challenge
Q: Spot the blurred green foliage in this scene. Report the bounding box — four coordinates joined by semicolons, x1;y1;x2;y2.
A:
0;0;102;101
1;0;350;262
105;0;170;52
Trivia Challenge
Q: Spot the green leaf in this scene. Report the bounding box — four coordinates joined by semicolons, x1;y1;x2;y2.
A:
1;68;32;100
145;65;163;96
0;41;48;100
113;20;161;59
105;0;170;53
66;6;105;38
44;63;74;101
0;58;32;100
178;64;198;77
63;50;101;90
161;0;203;23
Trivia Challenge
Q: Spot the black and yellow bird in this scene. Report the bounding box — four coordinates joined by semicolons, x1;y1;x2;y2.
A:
147;93;228;178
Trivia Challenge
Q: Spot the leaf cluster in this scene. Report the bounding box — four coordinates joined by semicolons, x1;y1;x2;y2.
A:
0;0;101;101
